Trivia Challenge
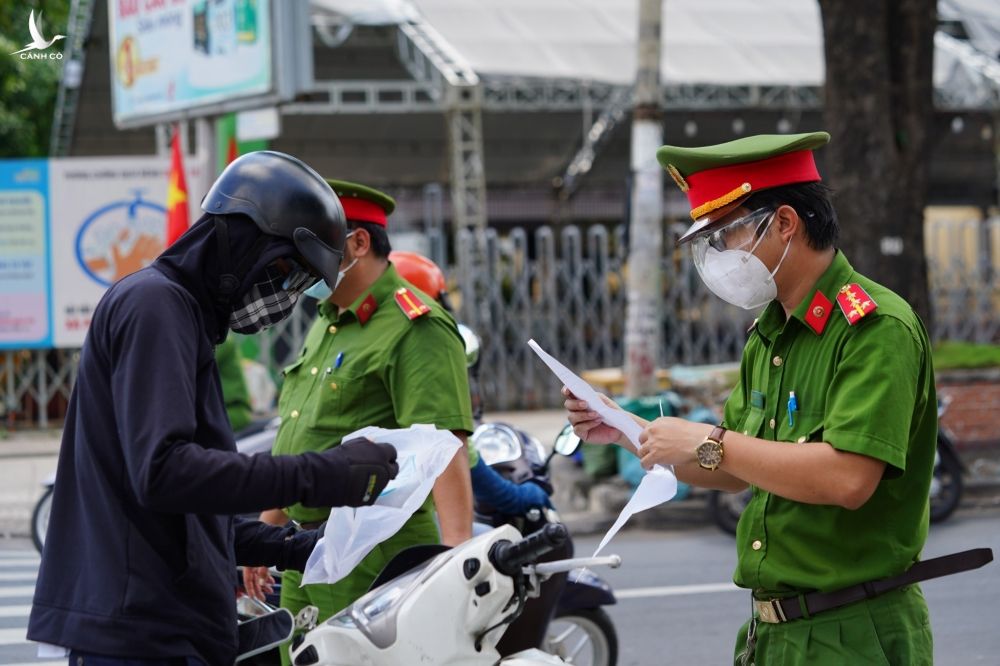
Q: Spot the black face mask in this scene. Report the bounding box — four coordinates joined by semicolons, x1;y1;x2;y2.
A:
228;261;313;334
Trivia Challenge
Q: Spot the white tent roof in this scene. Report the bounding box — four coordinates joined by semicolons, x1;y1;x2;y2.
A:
316;0;824;86
411;0;822;86
314;0;1000;98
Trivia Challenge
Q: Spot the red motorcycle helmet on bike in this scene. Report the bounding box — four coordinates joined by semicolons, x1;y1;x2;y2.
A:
390;251;451;310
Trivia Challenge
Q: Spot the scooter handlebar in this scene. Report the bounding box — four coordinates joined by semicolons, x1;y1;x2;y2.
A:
489;523;569;577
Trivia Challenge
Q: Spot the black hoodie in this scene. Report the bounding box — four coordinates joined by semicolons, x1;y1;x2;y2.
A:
28;215;340;664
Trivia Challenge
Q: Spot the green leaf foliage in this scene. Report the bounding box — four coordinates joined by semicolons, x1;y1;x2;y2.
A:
0;1;70;157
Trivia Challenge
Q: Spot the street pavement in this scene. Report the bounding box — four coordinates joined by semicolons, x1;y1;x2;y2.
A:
577;505;1000;665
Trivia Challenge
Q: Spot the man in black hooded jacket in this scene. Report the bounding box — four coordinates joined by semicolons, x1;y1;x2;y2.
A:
27;152;399;665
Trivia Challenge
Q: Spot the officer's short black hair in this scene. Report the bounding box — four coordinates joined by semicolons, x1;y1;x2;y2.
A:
348;220;392;259
744;182;839;251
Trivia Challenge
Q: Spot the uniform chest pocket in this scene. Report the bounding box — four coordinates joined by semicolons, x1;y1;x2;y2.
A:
777;409;824;444
308;368;387;431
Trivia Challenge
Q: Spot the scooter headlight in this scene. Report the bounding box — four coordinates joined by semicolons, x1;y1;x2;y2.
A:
353;566;423;625
471;423;521;466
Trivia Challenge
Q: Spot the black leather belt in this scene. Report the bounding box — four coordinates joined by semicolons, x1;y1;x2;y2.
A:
754;548;993;624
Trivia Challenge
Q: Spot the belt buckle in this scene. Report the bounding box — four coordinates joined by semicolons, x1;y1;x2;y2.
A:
754;598;788;624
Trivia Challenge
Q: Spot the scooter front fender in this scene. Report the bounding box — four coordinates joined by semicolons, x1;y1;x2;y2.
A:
556;568;617;612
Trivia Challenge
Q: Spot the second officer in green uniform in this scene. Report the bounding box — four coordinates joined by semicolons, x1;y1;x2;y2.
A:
243;181;474;661
563;133;940;664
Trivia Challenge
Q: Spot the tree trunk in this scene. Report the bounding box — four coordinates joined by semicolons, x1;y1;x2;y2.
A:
817;0;936;330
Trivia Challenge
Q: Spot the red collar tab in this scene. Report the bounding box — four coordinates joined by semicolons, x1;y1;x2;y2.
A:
394;287;430;320
685;150;821;220
804;290;833;335
835;283;878;326
356;293;378;326
342;198;388;227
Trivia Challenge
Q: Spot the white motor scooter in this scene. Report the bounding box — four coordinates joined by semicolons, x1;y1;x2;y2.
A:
288;523;620;666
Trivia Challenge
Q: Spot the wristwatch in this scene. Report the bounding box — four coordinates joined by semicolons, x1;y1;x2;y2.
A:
696;426;727;471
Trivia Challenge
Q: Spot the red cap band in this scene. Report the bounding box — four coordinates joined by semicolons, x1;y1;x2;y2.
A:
342;198;388;227
685;150;821;218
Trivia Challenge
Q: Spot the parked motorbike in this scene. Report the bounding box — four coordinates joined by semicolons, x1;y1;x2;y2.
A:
31;416;281;553
472;421;619;666
708;398;965;535
289;522;622;666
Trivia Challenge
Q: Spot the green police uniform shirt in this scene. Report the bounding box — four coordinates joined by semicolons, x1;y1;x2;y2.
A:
273;263;475;523
723;250;937;597
215;337;252;432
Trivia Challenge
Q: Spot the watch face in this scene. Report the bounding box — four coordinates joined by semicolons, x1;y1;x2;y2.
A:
698;441;723;468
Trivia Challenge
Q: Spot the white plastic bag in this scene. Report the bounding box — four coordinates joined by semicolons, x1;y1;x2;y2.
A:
301;424;463;585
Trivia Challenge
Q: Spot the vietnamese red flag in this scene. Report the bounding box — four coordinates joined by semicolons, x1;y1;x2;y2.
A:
165;129;190;246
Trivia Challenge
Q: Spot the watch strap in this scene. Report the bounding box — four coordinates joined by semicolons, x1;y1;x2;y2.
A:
707;426;727;443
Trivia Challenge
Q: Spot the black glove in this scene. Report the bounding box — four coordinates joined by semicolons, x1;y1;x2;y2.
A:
322;438;399;507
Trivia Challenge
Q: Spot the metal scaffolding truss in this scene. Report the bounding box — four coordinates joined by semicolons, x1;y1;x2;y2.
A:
285;77;828;115
935;31;1000;109
395;19;488;232
49;0;95;156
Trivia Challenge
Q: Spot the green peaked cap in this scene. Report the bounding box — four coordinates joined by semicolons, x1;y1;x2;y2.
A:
325;179;396;215
656;131;830;178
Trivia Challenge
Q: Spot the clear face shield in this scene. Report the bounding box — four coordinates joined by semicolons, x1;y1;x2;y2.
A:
689;207;790;310
690;207;775;271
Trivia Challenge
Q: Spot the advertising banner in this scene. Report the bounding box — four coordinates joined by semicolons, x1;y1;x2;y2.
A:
0;156;205;349
0;161;51;349
109;0;272;126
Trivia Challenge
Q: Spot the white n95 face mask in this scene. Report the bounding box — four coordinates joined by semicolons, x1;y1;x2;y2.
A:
691;209;791;311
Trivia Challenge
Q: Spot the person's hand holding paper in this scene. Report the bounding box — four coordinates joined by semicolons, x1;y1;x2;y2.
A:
528;339;643;451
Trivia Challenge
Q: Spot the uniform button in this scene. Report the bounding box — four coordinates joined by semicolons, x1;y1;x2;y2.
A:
310;367;319;375
328;325;337;334
797;436;807;443
768;418;776;430
812;305;825;318
329;382;338;391
772;355;783;367
290;410;300;419
752;540;763;551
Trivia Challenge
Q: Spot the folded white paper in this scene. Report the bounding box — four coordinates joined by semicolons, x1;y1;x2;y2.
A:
527;339;642;452
526;339;678;557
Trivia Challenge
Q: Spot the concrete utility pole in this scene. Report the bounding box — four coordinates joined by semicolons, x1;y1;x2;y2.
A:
624;0;664;399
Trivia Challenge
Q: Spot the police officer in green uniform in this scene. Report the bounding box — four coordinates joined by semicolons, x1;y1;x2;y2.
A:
564;133;938;664
242;181;474;662
215;337;252;432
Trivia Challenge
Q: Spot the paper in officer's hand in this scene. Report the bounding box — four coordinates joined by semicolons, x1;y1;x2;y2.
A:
527;339;642;451
526;339;679;560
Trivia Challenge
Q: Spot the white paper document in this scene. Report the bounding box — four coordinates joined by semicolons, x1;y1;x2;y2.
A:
527;339;643;451
526;339;678;556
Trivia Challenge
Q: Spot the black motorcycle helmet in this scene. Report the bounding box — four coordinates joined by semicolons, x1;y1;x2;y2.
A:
201;151;348;297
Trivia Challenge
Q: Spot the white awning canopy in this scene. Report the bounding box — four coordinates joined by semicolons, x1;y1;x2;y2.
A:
312;0;1000;104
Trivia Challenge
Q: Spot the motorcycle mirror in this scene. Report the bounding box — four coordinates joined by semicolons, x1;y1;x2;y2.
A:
235;608;294;662
553;425;582;456
457;324;481;369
